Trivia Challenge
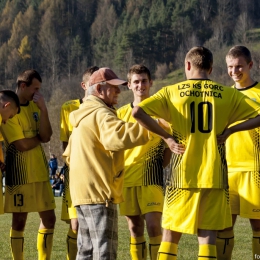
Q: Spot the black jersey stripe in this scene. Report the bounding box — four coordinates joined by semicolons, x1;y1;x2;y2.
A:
142;140;164;186
5;143;28;186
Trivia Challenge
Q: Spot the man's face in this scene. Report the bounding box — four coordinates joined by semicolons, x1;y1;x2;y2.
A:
1;103;18;124
22;78;41;101
226;55;252;85
101;83;121;106
128;73;152;99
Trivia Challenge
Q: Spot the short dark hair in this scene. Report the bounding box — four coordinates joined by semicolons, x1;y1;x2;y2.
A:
82;66;99;83
0;90;20;113
226;45;252;63
186;46;213;71
127;64;151;83
17;69;42;88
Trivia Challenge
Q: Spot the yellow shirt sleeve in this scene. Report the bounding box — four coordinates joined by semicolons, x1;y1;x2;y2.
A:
1;115;25;143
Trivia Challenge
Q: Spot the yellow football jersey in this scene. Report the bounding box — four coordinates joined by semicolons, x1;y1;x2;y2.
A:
0;101;49;185
60;99;82;142
117;103;164;187
60;99;82;220
139;79;260;189
226;82;260;172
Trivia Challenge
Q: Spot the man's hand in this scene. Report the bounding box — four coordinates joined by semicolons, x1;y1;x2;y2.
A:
164;137;185;154
217;128;232;144
33;91;47;111
33;91;52;142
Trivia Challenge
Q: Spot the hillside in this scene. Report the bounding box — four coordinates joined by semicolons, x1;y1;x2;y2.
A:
0;0;259;159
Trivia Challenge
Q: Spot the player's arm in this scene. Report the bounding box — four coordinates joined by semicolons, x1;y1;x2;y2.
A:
162;148;172;168
132;106;185;154
217;115;260;144
2;116;42;152
33;91;52;142
158;118;170;131
154;118;173;166
12;136;41;152
158;118;173;166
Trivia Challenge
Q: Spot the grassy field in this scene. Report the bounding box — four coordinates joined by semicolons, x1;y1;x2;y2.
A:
0;197;253;259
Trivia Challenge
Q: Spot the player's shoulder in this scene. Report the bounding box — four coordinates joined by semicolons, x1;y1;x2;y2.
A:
237;82;260;101
162;80;189;91
252;82;260;97
117;103;131;113
116;103;132;114
255;82;260;88
209;80;231;90
117;103;132;118
61;99;80;110
18;101;39;115
25;101;39;109
250;81;260;91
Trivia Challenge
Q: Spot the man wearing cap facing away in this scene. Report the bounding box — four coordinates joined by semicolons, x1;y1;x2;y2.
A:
63;67;151;260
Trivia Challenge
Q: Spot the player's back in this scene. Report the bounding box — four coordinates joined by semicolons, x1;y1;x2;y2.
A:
140;79;260;189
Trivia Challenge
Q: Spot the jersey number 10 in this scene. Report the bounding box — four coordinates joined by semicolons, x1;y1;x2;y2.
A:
190;101;213;133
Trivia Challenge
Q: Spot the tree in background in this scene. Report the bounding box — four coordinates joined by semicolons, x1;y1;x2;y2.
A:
18;35;32;68
0;0;259;161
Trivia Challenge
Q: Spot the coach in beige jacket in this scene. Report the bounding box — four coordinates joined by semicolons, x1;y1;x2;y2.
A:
63;67;150;260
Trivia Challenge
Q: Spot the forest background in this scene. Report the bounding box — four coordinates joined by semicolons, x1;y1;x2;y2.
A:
0;0;260;161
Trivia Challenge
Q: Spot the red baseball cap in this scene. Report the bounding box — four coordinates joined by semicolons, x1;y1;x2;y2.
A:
89;67;127;86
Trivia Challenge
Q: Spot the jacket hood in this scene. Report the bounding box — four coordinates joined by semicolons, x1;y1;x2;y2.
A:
69;95;116;127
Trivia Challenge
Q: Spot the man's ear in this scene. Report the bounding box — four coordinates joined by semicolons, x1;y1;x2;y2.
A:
186;61;191;71
96;84;102;95
81;82;86;90
20;82;27;90
3;102;10;108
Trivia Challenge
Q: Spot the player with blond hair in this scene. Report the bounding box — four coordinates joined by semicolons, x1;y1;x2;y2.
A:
217;45;260;260
132;46;260;259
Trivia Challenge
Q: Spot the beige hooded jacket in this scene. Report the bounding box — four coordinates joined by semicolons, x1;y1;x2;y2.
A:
63;95;149;206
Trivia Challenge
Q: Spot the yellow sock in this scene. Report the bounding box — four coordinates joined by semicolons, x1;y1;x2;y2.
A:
157;241;177;260
10;228;24;260
37;229;54;260
66;228;77;260
149;235;162;260
130;236;147;260
198;244;216;259
216;230;234;260
252;231;260;259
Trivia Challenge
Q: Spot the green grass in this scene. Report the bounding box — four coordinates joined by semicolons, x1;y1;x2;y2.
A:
0;197;253;259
